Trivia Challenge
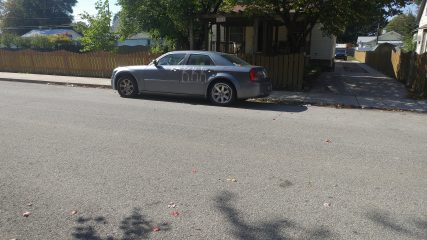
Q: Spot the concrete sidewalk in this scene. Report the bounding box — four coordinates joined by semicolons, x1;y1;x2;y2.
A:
0;72;110;88
0;70;426;113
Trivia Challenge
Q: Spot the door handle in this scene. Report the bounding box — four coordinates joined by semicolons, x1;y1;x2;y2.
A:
172;69;178;72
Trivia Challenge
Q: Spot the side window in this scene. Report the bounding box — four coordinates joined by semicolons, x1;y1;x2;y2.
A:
157;54;186;66
187;54;215;66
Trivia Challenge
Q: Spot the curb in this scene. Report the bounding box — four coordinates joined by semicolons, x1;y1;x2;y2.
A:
1;77;425;113
253;98;427;114
0;78;111;89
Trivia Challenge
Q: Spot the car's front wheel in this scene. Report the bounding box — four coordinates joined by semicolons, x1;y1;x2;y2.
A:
117;75;138;98
209;81;236;106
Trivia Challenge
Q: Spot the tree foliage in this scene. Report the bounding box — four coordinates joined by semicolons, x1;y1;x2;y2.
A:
0;0;77;35
385;13;417;36
236;0;411;52
72;21;89;35
117;0;412;53
80;0;117;52
0;33;78;50
117;0;226;51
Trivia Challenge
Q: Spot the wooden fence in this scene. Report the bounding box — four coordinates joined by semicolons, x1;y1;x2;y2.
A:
0;50;304;90
0;50;159;78
355;44;427;97
240;53;305;90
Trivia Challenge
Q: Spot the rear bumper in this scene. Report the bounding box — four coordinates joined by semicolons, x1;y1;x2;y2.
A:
238;81;272;99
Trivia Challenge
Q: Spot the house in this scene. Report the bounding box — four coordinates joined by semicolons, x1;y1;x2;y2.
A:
21;29;82;40
415;0;427;54
356;36;377;51
378;31;403;47
199;5;336;68
356;31;403;51
112;15;151;47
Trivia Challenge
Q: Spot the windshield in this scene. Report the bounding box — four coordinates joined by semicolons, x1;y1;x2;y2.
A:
336;49;347;54
221;54;251;66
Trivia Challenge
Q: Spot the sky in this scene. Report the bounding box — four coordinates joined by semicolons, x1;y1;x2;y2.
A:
73;0;120;21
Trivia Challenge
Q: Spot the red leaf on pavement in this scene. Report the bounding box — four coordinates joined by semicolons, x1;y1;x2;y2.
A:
171;211;180;217
23;211;31;217
153;227;161;232
192;168;197;174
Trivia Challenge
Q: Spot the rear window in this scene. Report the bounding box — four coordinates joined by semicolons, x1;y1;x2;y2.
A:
221;54;250;66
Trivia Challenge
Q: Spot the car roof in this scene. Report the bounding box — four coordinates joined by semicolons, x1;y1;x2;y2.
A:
167;51;226;56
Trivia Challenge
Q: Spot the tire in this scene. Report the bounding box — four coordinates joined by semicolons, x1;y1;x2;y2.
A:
117;75;138;98
208;80;236;106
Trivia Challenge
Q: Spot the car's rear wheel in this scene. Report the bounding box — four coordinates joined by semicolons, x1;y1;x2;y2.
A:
209;81;236;106
117;75;138;98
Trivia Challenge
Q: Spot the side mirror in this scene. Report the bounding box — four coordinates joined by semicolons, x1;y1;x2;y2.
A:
152;59;158;66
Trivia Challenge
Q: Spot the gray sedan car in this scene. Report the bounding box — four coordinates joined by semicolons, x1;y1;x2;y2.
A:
111;51;272;105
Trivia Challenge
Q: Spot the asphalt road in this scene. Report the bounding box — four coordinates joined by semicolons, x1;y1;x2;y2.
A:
0;81;426;240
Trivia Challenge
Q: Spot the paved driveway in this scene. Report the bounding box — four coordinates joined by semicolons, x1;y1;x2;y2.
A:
0;81;426;240
311;61;408;98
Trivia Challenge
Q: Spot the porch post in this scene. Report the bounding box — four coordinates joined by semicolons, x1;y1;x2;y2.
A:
275;25;279;52
253;18;259;62
262;21;268;54
189;19;194;50
225;25;230;53
204;22;210;51
216;23;221;52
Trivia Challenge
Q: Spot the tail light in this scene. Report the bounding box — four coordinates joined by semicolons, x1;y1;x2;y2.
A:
249;68;259;81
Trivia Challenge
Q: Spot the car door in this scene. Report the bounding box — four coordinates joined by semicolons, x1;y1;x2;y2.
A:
179;54;216;95
143;53;187;93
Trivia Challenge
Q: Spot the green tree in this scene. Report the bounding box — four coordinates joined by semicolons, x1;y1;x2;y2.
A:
72;21;89;35
0;0;77;35
117;0;225;51
0;32;19;48
80;0;117;52
236;0;411;53
118;0;411;53
385;13;417;52
385;13;417;36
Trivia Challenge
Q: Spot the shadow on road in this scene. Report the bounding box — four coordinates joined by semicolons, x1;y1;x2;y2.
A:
366;209;426;239
72;208;170;240
129;94;308;113
214;191;335;240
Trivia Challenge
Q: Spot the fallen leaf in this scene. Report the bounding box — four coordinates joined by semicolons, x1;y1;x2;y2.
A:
167;202;177;208
192;168;197;174
153;227;161;232
27;203;33;207
325;139;332;144
171;211;180;217
323;202;331;207
70;210;78;215
226;178;237;182
23;212;31;217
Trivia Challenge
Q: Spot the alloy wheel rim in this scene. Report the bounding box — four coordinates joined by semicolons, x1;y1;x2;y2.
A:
212;83;232;104
119;79;134;96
